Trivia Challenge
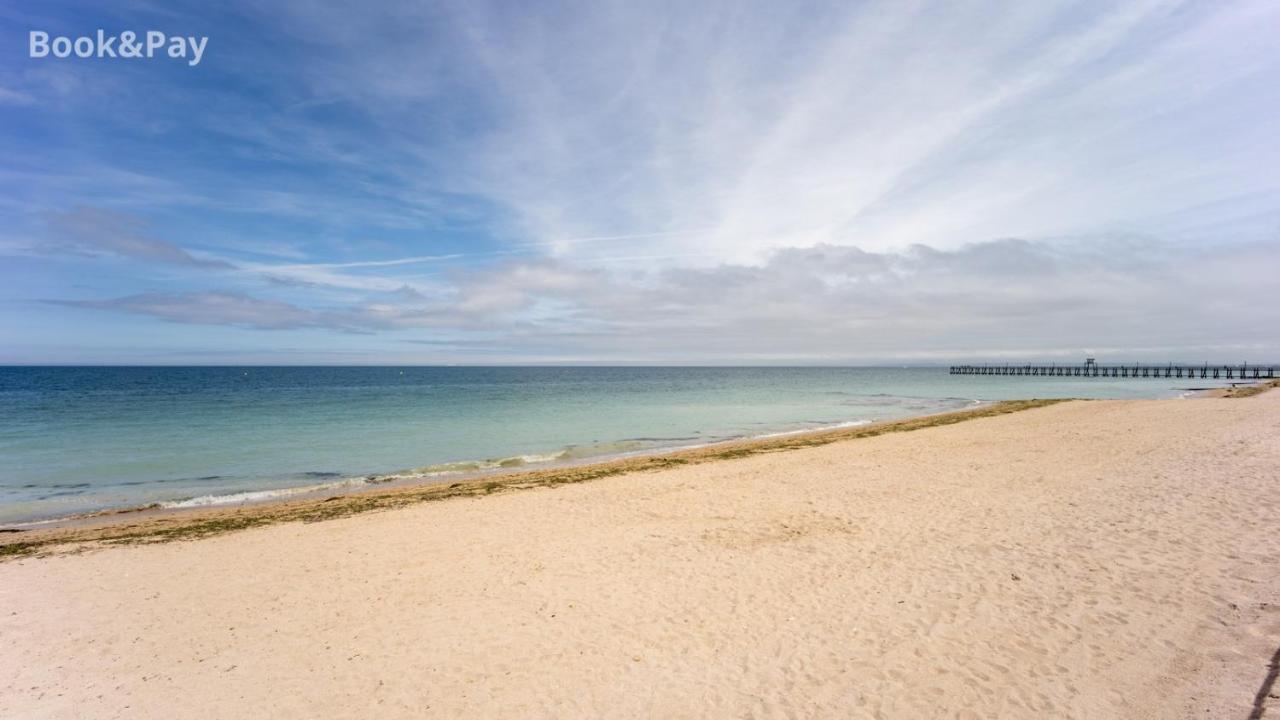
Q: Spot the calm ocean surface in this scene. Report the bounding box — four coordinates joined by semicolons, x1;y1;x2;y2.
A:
0;366;1228;524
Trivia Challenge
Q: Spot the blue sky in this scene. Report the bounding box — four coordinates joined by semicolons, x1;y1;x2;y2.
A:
1;0;1278;364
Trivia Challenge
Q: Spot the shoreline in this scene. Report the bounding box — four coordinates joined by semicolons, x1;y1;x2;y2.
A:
3;415;890;530
5;380;1274;557
0;398;1059;557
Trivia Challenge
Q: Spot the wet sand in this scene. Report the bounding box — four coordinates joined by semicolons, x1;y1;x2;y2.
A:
2;393;1278;718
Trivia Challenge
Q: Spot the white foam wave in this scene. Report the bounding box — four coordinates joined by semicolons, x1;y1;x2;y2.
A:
159;451;574;509
392;451;571;479
752;419;872;439
161;476;372;509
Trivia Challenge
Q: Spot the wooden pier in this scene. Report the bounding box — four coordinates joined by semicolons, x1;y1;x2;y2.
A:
949;363;1277;379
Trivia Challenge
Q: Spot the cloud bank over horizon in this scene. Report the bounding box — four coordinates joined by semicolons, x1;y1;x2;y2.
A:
1;1;1278;363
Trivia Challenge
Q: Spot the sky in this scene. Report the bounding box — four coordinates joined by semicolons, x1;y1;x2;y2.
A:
1;0;1277;364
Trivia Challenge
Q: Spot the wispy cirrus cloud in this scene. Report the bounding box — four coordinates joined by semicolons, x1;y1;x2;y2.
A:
38;207;233;269
50;292;369;333
0;86;35;106
410;0;1280;263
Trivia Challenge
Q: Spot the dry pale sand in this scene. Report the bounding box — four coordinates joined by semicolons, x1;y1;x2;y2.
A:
2;394;1279;719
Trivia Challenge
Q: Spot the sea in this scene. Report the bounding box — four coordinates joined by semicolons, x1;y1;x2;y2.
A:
0;366;1230;525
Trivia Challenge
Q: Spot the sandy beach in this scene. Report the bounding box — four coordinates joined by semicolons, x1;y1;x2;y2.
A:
2;392;1278;719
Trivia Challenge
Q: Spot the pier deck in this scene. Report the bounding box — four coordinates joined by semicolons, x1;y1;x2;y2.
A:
948;364;1277;379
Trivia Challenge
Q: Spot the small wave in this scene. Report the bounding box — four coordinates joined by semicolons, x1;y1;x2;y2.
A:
381;451;572;480
159;452;577;509
559;441;651;460
752;419;872;439
161;476;374;509
38;490;93;500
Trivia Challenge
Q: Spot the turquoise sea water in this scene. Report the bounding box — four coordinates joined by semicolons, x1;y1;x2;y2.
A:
0;366;1230;524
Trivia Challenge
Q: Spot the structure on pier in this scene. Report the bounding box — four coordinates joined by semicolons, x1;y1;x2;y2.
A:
948;362;1277;379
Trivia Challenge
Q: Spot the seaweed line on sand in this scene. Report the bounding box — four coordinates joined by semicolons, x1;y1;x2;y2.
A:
1218;379;1280;399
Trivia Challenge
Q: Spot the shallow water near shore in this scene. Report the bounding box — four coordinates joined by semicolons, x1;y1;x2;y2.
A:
0;366;1232;523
